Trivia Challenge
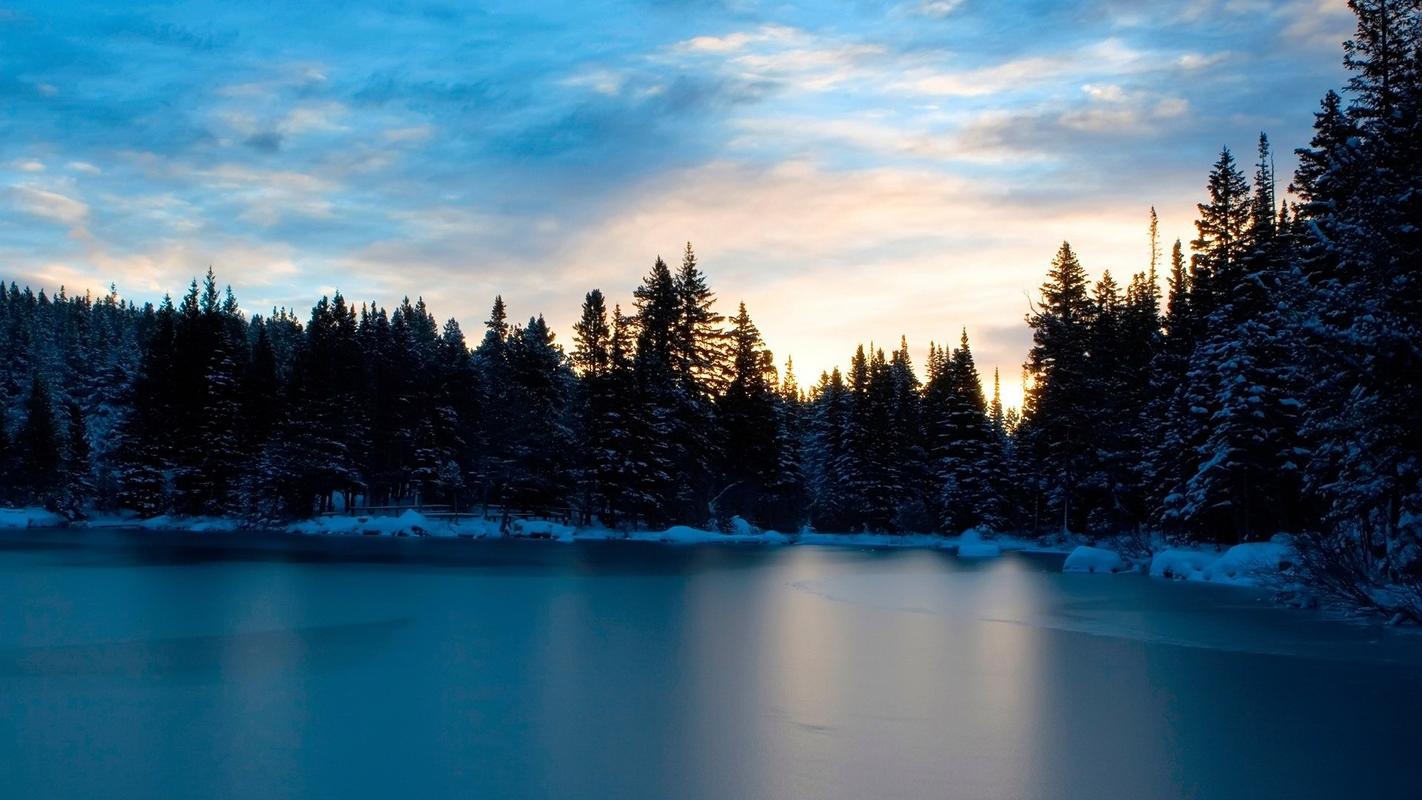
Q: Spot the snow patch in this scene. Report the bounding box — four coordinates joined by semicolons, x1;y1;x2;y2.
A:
0;507;66;529
956;528;1002;558
290;510;502;539
1199;541;1294;586
1072;538;1296;587
1063;546;1129;574
1149;549;1218;580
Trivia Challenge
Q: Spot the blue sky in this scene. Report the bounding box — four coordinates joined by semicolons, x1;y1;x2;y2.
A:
1;0;1354;406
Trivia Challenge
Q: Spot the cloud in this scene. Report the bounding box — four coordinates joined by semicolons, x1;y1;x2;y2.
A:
666;25;887;93
674;25;807;55
912;1;966;17
6;185;89;225
893;38;1158;98
561;67;628;96
1277;0;1354;49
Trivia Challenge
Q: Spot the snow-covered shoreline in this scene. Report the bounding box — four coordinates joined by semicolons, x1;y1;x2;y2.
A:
1062;537;1297;588
0;506;1063;555
0;505;1297;590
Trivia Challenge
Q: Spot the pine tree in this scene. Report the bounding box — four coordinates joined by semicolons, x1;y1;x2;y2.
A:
1181;134;1307;542
714;302;782;528
114;296;177;515
18;372;62;501
806;368;856;531
930;330;999;532
1290;0;1422;574
1190;147;1252;320
474;296;515;512
58;399;93;514
672;242;728;394
504;315;576;515
572;290;614;524
1021;242;1095;533
0;406;11;503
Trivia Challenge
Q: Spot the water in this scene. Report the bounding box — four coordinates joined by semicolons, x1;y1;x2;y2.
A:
2;529;1420;800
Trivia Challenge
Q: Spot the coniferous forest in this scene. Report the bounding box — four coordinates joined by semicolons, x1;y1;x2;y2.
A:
1;3;1420;616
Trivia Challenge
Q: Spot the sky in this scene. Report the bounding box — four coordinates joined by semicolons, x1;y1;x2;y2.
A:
0;0;1356;409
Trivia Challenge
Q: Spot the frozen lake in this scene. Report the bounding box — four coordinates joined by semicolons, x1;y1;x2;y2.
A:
2;528;1420;799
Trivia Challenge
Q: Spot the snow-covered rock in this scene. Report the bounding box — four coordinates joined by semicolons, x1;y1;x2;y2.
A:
1063;546;1128;574
1199;541;1294;585
1149;549;1218;580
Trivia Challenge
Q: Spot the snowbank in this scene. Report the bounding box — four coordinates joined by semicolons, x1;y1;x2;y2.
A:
1200;540;1294;586
1149;549;1218;580
1070;538;1296;587
0;507;66;528
955;528;1002;558
1063;546;1129;574
290;510;504;538
512;519;577;541
135;515;240;533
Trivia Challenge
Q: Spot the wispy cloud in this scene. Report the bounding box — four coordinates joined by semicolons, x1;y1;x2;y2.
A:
6;184;89;226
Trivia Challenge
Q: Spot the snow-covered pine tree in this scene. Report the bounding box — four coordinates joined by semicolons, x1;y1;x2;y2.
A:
1291;0;1422;580
1182;134;1307;542
503;316;576;515
930;330;999;533
805;368;856;531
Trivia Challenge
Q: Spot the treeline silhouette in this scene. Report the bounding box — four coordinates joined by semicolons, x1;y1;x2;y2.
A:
0;1;1418;608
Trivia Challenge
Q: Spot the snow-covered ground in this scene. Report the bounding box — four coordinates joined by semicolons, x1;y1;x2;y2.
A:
1066;536;1297;588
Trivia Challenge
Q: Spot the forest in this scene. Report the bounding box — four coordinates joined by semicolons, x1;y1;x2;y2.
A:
0;2;1418;614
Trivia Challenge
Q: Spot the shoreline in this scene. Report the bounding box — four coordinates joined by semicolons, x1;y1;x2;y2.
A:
0;506;1065;555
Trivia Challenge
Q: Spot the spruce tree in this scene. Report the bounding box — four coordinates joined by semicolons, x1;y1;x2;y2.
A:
572;290;614;523
18;373;62;501
1021;242;1095;533
931;330;998;532
715;302;781;528
1189;147;1252;320
806;368;855;531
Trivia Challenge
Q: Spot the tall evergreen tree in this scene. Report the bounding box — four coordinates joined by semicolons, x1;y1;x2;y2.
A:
18;373;62;501
930;330;999;532
1021;242;1095;533
715;302;783;528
